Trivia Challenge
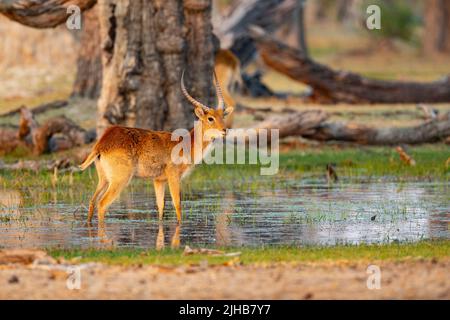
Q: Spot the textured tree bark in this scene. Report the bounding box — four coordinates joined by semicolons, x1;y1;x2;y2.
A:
256;110;450;145
424;0;450;54
0;0;215;134
0;0;96;28
71;6;102;98
251;27;450;104
96;0;215;135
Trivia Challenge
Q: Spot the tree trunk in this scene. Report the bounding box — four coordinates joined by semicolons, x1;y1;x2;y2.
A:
96;0;215;135
251;27;450;104
0;0;216;134
71;6;103;99
424;0;450;54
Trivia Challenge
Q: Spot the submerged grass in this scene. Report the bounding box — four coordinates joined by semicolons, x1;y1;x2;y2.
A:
48;240;450;266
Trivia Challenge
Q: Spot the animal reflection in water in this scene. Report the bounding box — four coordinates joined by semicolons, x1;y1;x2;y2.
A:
0;189;22;217
87;221;181;250
84;191;236;249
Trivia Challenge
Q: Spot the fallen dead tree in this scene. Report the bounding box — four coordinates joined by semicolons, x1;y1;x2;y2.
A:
0;100;68;118
255;109;329;138
0;127;20;154
257;110;450;145
0;107;95;156
2;110;448;172
250;27;450;104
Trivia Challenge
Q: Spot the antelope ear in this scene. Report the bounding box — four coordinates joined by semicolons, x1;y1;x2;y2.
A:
224;106;234;116
194;106;205;119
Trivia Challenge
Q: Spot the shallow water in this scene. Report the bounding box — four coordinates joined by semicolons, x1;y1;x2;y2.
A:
0;180;448;249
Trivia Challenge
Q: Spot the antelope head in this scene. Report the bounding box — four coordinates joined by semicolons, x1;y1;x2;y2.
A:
181;70;234;138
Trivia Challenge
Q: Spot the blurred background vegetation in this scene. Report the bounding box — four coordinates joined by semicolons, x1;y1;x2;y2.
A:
0;0;448;113
0;0;449;152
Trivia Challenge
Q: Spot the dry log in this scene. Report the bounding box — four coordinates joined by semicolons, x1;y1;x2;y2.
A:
0;127;20;154
0;107;95;155
250;27;450;104
0;100;68;118
18;107;38;142
0;0;96;28
32;117;92;154
256;110;329;138
308;112;450;144
255;110;450;145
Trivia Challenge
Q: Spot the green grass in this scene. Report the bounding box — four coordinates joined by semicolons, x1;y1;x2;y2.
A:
278;144;449;179
186;144;449;193
48;240;450;266
1;144;448;194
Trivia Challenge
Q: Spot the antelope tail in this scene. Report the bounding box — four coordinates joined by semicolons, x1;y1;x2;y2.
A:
79;149;99;170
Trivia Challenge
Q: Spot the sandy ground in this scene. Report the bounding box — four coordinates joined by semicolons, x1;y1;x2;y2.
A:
0;256;448;299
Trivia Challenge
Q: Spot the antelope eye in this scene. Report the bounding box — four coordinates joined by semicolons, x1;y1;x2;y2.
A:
207;116;214;123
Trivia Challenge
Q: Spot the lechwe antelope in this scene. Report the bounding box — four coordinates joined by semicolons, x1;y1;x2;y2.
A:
80;71;233;223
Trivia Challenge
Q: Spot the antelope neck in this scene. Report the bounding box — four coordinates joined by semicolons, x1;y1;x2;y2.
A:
189;126;212;164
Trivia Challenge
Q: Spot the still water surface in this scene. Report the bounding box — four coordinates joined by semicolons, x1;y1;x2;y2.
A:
0;180;448;248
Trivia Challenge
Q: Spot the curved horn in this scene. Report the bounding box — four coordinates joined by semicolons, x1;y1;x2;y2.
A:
213;70;225;110
181;70;209;111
